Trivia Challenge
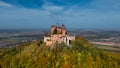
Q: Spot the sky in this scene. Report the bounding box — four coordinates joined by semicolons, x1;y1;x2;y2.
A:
0;0;120;30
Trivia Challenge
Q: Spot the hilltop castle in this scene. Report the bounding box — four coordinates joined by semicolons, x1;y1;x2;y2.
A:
44;23;75;46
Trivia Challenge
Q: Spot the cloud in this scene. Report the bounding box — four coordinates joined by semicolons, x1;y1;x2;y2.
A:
42;1;64;16
1;0;44;8
0;5;56;29
0;1;13;7
0;0;120;29
90;0;120;11
41;1;65;21
42;4;64;12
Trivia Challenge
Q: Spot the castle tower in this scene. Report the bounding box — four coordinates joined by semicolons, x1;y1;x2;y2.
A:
62;24;67;36
50;25;56;35
62;24;65;29
56;22;59;27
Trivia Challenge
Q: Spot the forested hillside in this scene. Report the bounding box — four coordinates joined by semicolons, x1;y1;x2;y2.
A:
0;37;120;68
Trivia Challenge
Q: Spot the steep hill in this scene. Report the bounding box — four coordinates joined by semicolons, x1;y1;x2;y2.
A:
0;37;120;68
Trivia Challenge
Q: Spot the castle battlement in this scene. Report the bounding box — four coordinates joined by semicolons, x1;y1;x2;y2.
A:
44;23;75;46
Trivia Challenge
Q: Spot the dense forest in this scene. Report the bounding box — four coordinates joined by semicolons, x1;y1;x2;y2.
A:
0;37;120;68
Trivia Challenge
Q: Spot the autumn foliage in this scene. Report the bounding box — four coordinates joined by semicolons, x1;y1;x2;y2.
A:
0;38;120;68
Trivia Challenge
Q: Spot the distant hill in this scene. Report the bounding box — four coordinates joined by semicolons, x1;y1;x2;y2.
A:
0;37;120;68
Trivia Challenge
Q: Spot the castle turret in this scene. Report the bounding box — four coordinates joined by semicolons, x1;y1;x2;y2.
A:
62;24;67;36
62;24;65;29
56;22;59;27
50;26;57;35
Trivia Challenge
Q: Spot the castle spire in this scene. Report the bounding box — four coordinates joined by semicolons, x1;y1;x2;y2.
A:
56;21;59;27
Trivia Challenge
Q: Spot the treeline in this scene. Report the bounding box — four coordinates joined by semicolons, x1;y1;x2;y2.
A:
0;38;120;68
